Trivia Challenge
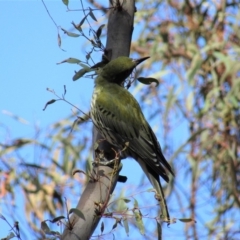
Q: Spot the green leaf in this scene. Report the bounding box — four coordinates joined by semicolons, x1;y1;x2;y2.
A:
179;218;196;223
186;91;194;112
123;218;129;236
133;210;144;235
213;51;231;83
186;53;202;84
72;67;92;81
43;99;57;111
57;58;81;64
6;232;15;240
72;22;82;32
134;198;139;208
79;63;90;68
122;198;131;203
41;221;51;234
89;8;97;21
51;216;66;223
62;0;68;6
96;24;105;38
137;77;159;86
61;28;80;37
163;86;176;121
72;14;89;32
67;32;80;37
147;188;155;192
229;95;239;108
69;208;85;220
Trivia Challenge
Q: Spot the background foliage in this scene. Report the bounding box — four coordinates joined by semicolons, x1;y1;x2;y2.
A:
1;0;239;239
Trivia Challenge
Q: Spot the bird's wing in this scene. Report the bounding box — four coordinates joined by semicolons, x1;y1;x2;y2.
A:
94;85;173;180
94;85;144;141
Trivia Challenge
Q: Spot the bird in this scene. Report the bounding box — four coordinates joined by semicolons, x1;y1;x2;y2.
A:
91;56;174;220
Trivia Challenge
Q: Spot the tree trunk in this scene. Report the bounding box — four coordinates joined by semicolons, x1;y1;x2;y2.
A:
61;1;135;239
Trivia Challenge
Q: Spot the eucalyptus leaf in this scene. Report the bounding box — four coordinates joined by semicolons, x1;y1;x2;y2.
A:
72;67;92;81
96;24;105;38
69;208;85;220
133;210;144;235
123;218;129;236
57;58;81;64
89;8;97;21
61;28;80;37
179;218;196;223
62;0;68;6
137;77;159;86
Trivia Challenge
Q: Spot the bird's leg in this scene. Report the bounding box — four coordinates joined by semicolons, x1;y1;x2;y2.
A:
93;141;129;167
93;149;119;167
92;144;128;183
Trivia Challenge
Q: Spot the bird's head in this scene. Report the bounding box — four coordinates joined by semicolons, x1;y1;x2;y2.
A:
100;56;150;84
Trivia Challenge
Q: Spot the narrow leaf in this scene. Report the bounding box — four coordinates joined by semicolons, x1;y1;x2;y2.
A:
62;0;68;6
112;220;118;230
134;198;139;208
57;58;81;65
123;218;129;236
63;85;67;96
20;163;47;170
137;77;159;87
101;221;104;233
69;208;85;220
72;67;92;81
89;8;97;21
179;218;196;223
96;24;105;38
51;216;66;223
41;221;51;234
61;28;80;37
186;53;202;84
6;232;15;240
67;32;80;37
72;21;82;32
57;33;61;48
79;63;90;68
134;210;145;235
43;99;57;111
79;15;88;27
186;91;194;112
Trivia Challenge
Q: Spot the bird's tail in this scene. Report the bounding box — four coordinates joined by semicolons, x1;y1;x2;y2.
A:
137;159;170;222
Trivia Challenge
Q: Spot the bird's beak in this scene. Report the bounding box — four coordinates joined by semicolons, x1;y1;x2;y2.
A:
134;56;150;66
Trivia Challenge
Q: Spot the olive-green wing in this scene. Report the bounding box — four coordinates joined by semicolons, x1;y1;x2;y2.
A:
94;85;145;141
94;85;173;181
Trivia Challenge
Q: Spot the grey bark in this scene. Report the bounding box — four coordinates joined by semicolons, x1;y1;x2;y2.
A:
61;1;135;239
